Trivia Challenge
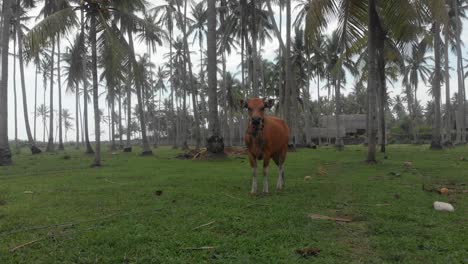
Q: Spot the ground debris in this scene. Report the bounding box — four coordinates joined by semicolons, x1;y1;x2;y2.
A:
192;221;215;230
182;246;216;251
308;213;352;222
403;161;413;168
295;247;321;257
176;147;247;160
317;165;327;176
433;201;455;212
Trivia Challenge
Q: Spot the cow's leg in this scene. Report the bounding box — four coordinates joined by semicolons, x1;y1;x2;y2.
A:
251;166;258;194
276;164;284;190
263;156;271;194
248;153;258;194
276;151;287;190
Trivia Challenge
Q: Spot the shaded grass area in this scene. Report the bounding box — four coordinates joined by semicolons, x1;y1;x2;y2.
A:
0;145;467;263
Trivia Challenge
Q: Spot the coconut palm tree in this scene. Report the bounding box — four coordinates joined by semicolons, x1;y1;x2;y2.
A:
26;0;163;163
153;0;180;149
403;40;431;143
13;2;42;154
206;0;223;154
0;0;13;165
36;104;50;142
62;108;73;143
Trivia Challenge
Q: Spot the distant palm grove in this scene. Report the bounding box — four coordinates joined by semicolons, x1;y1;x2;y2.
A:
0;0;467;166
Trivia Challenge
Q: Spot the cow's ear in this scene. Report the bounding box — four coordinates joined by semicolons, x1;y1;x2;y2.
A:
240;99;248;109
264;99;275;109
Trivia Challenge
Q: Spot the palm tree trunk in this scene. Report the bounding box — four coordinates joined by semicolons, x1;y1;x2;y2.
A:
128;28;152;155
377;30;386;153
431;22;442;149
18;24;41;154
367;0;378;163
75;82;79;149
46;39;55;152
286;0;295;149
81;8;93;154
90;14;101;166
43;73;46;143
0;0;13;165
169;29;177;149
34;65;38;142
444;27;451;144
57;34;64;151
13;33;18;151
241;0;245;94
79;99;84;146
118;92;123;148
454;0;465;144
111;96;116;151
251;0;259;97
222;53;230;146
335;78;344;150
207;0;224;155
182;5;201;150
317;75;321;145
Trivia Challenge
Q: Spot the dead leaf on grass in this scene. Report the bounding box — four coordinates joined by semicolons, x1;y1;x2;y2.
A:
308;214;352;222
295;247;321;257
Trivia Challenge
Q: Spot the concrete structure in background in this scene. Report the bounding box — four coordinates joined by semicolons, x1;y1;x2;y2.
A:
310;114;367;144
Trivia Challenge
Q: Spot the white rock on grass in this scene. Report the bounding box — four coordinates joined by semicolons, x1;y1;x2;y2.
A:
433;201;455;212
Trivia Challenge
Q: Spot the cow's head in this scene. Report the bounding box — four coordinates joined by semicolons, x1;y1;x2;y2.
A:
241;98;275;130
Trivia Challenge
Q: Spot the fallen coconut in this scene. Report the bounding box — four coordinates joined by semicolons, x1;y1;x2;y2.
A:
433;201;454;212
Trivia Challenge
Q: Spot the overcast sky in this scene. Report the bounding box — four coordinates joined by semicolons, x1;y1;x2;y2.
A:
6;1;468;142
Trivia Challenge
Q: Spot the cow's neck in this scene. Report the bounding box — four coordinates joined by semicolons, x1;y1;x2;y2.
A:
248;124;264;145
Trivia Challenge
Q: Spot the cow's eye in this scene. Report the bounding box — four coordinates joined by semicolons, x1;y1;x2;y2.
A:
248;107;252;111
260;107;265;111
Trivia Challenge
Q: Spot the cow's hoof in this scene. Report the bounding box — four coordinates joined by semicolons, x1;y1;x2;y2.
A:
250;192;257;196
262;191;270;196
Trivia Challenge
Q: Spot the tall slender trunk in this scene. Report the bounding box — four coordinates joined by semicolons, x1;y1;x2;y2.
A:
182;0;200;150
317;75;322;145
454;0;466;144
43;72;46;143
169;29;177;149
286;0;295;149
75;81;79;149
46;39;55;152
118;92;123;148
79;98;84;146
444;26;451;144
91;14;101;166
34;65;38;142
57;34;64;150
431;22;442;149
128;29;151;155
222;53;230;146
13;34;18;151
412;83;419;143
335;78;344;150
241;0;246;93
81;8;93;154
0;0;12;165
207;0;223;154
377;29;386;153
110;95;116;151
17;22;41;154
251;0;259;97
367;0;378;163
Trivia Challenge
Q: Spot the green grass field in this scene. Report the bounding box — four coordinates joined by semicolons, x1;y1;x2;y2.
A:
0;145;467;263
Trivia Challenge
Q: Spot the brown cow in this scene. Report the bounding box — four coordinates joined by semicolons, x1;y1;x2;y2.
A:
242;98;290;194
